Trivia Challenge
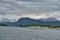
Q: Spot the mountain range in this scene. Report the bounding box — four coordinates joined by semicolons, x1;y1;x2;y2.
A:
1;17;60;27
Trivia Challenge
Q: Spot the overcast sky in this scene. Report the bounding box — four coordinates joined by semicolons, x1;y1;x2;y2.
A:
0;0;60;21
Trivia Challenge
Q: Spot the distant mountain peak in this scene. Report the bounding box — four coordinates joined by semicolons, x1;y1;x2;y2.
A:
17;17;34;21
39;17;59;22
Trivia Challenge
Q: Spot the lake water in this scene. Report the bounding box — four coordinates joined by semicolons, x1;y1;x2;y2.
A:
0;26;60;40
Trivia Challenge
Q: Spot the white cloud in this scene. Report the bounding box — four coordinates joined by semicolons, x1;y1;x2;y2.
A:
0;0;60;21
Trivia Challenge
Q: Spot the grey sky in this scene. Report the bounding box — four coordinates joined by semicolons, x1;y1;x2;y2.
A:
0;0;60;21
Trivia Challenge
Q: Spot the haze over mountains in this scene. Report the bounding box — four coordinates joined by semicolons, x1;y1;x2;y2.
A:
0;17;59;22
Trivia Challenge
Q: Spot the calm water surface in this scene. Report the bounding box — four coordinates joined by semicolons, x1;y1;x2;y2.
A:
0;26;60;40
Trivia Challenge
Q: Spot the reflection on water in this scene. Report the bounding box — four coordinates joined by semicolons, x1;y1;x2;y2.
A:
0;27;60;40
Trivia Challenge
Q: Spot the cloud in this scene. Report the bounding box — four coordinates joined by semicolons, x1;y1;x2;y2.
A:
0;0;60;21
